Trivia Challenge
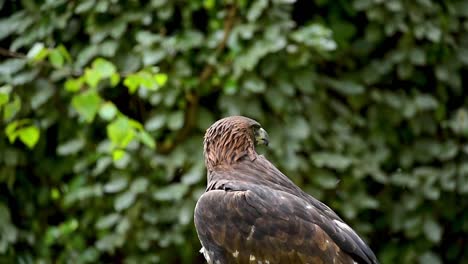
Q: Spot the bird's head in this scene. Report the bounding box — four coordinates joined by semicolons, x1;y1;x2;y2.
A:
203;116;269;170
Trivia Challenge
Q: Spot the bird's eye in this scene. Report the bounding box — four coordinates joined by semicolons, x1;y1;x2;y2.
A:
251;125;260;134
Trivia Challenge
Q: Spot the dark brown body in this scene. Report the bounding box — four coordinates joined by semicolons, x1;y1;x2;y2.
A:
194;116;379;264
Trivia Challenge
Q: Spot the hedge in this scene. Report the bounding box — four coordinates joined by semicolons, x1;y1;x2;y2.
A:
0;0;467;263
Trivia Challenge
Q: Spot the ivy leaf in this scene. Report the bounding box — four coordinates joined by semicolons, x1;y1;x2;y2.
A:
84;68;101;88
71;90;102;122
418;252;441;264
312;152;353;171
291;24;337;51
103;178;128;193
153;183;188;201
123;71;167;93
327;78;365;95
123;74;140;94
96;213;121;230
130;178;149;194
107;117;135;148
48;49;64;68
3;95;21;121
423;218;442;243
5;121;20;142
18;125;40;149
99;102;117;121
114;191;136;211
167;111;184;130
0;92;8;107
64;78;84;92
92;58;116;79
138;130;155;149
112;149;126;161
27;42;48;62
154;73;168;86
247;0;268;22
57;138;85;156
0;85;11;107
110;72;120;87
57;45;72;63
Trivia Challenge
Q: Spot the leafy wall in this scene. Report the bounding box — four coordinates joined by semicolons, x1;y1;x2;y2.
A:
0;0;467;263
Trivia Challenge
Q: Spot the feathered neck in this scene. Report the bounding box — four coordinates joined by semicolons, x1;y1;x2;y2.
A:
203;118;257;171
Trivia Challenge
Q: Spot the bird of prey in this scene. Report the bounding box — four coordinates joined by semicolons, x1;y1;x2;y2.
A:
194;116;379;264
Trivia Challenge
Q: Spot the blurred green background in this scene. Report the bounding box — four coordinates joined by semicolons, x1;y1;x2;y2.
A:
1;0;467;263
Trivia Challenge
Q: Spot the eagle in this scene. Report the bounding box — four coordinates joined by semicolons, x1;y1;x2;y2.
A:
194;116;379;264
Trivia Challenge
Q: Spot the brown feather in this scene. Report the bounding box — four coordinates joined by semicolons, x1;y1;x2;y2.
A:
203;116;259;171
195;116;379;264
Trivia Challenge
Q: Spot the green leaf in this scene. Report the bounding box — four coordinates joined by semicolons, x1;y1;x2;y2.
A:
27;42;47;61
138;130;155;149
136;30;161;46
64;77;84;92
130;178;149;194
113;151;130;169
327;79;365;95
203;0;215;9
154;73;168;86
48;49;64;68
57;45;72;63
145;114;166;131
418;252;441;264
5;121;20;142
313;172;339;189
423;218;442;243
99;102;117;121
312;152;353;171
291;24;337;51
51;188;60;200
123;71;164;93
75;0;95;13
247;0;268;22
128;119;143;130
3;95;21;121
114;191;136;211
18;125;40;149
123;74;140;93
57;138;85;156
71;90;102;122
84;68;101;88
31;80;54;110
288;117;310;139
92;58;116;78
112;149;126;161
107;117;135;148
153;183;188;201
96;213;120;230
167;111;184;130
0;86;10;107
103;178;128;193
110;72;120;87
0;59;27;75
415;94;438;111
243;77;266;93
0;92;8;107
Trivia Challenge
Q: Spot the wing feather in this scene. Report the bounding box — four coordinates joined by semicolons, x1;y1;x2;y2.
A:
194;182;356;264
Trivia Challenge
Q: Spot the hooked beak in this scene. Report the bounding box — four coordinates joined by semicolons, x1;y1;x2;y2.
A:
255;127;269;147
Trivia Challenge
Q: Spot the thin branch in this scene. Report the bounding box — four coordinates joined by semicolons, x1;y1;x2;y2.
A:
0;47;26;59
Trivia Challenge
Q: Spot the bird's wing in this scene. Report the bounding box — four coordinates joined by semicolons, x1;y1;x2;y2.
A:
194;180;360;264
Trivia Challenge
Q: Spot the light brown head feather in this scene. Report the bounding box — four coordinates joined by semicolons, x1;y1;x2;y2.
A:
204;116;261;171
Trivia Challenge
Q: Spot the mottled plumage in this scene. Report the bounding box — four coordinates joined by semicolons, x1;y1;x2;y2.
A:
194;116;379;264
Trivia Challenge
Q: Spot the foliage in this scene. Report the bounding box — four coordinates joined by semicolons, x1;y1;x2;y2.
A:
0;0;467;263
